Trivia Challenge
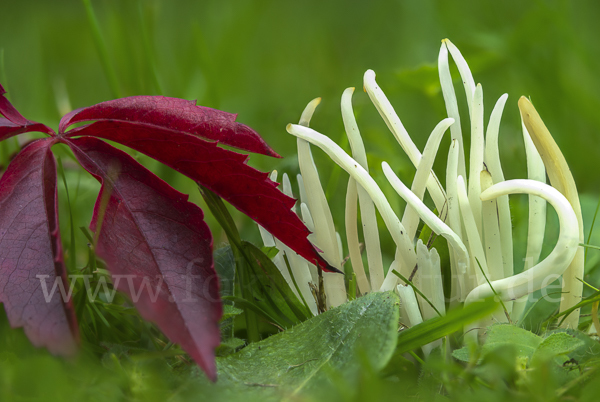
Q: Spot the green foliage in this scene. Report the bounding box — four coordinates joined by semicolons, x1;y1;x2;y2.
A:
453;324;542;363
202;186;312;337
216;291;400;399
532;332;584;363
454;325;588;364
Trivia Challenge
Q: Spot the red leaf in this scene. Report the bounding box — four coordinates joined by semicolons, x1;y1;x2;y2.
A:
65;121;339;273
0;138;79;356
59;96;280;157
65;136;222;380
0;85;54;137
0;118;55;142
0;84;28;126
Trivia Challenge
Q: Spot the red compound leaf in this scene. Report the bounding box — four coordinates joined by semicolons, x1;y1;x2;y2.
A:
0;83;340;380
66;136;221;380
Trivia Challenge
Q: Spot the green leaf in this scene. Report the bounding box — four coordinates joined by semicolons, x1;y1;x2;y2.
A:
557;329;600;364
217;292;399;397
201;186;312;335
200;186;260;342
215;246;239;341
241;241;311;324
222;296;285;329
453;324;542;362
532;332;584;363
221;305;244;321
395;297;497;357
216;337;246;357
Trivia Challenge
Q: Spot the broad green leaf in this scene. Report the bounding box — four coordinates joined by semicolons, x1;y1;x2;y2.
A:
453;324;542;362
564;330;600;364
217;292;399;397
532;332;584;363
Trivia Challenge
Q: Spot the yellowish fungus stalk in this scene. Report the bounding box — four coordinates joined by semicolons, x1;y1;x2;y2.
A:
296;98;346;308
344;178;371;295
468;84;484;236
341;87;384;290
438;41;467;180
401;118;454;239
446;140;466;302
363;70;447;214
397;282;432;356
457;175;491;288
466;179;578;306
382;162;469;276
286;123;417;291
512;121;547;321
483;94;513;281
443;39;476;116
518;97;584;329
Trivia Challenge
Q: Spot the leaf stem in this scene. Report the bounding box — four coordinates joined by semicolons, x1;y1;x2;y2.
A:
57;158;77;273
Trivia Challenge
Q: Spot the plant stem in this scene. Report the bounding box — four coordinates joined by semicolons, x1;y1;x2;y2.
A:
198;185;260;342
57;158;77;273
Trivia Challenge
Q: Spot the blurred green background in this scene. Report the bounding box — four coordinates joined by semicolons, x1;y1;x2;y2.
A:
2;0;600;399
3;0;600;249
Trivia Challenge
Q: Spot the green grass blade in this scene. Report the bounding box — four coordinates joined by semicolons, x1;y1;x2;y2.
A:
394;297;497;356
585;195;600;260
82;0;121;98
222;296;285;331
243;241;311;321
475;257;510;322
556;289;600;326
